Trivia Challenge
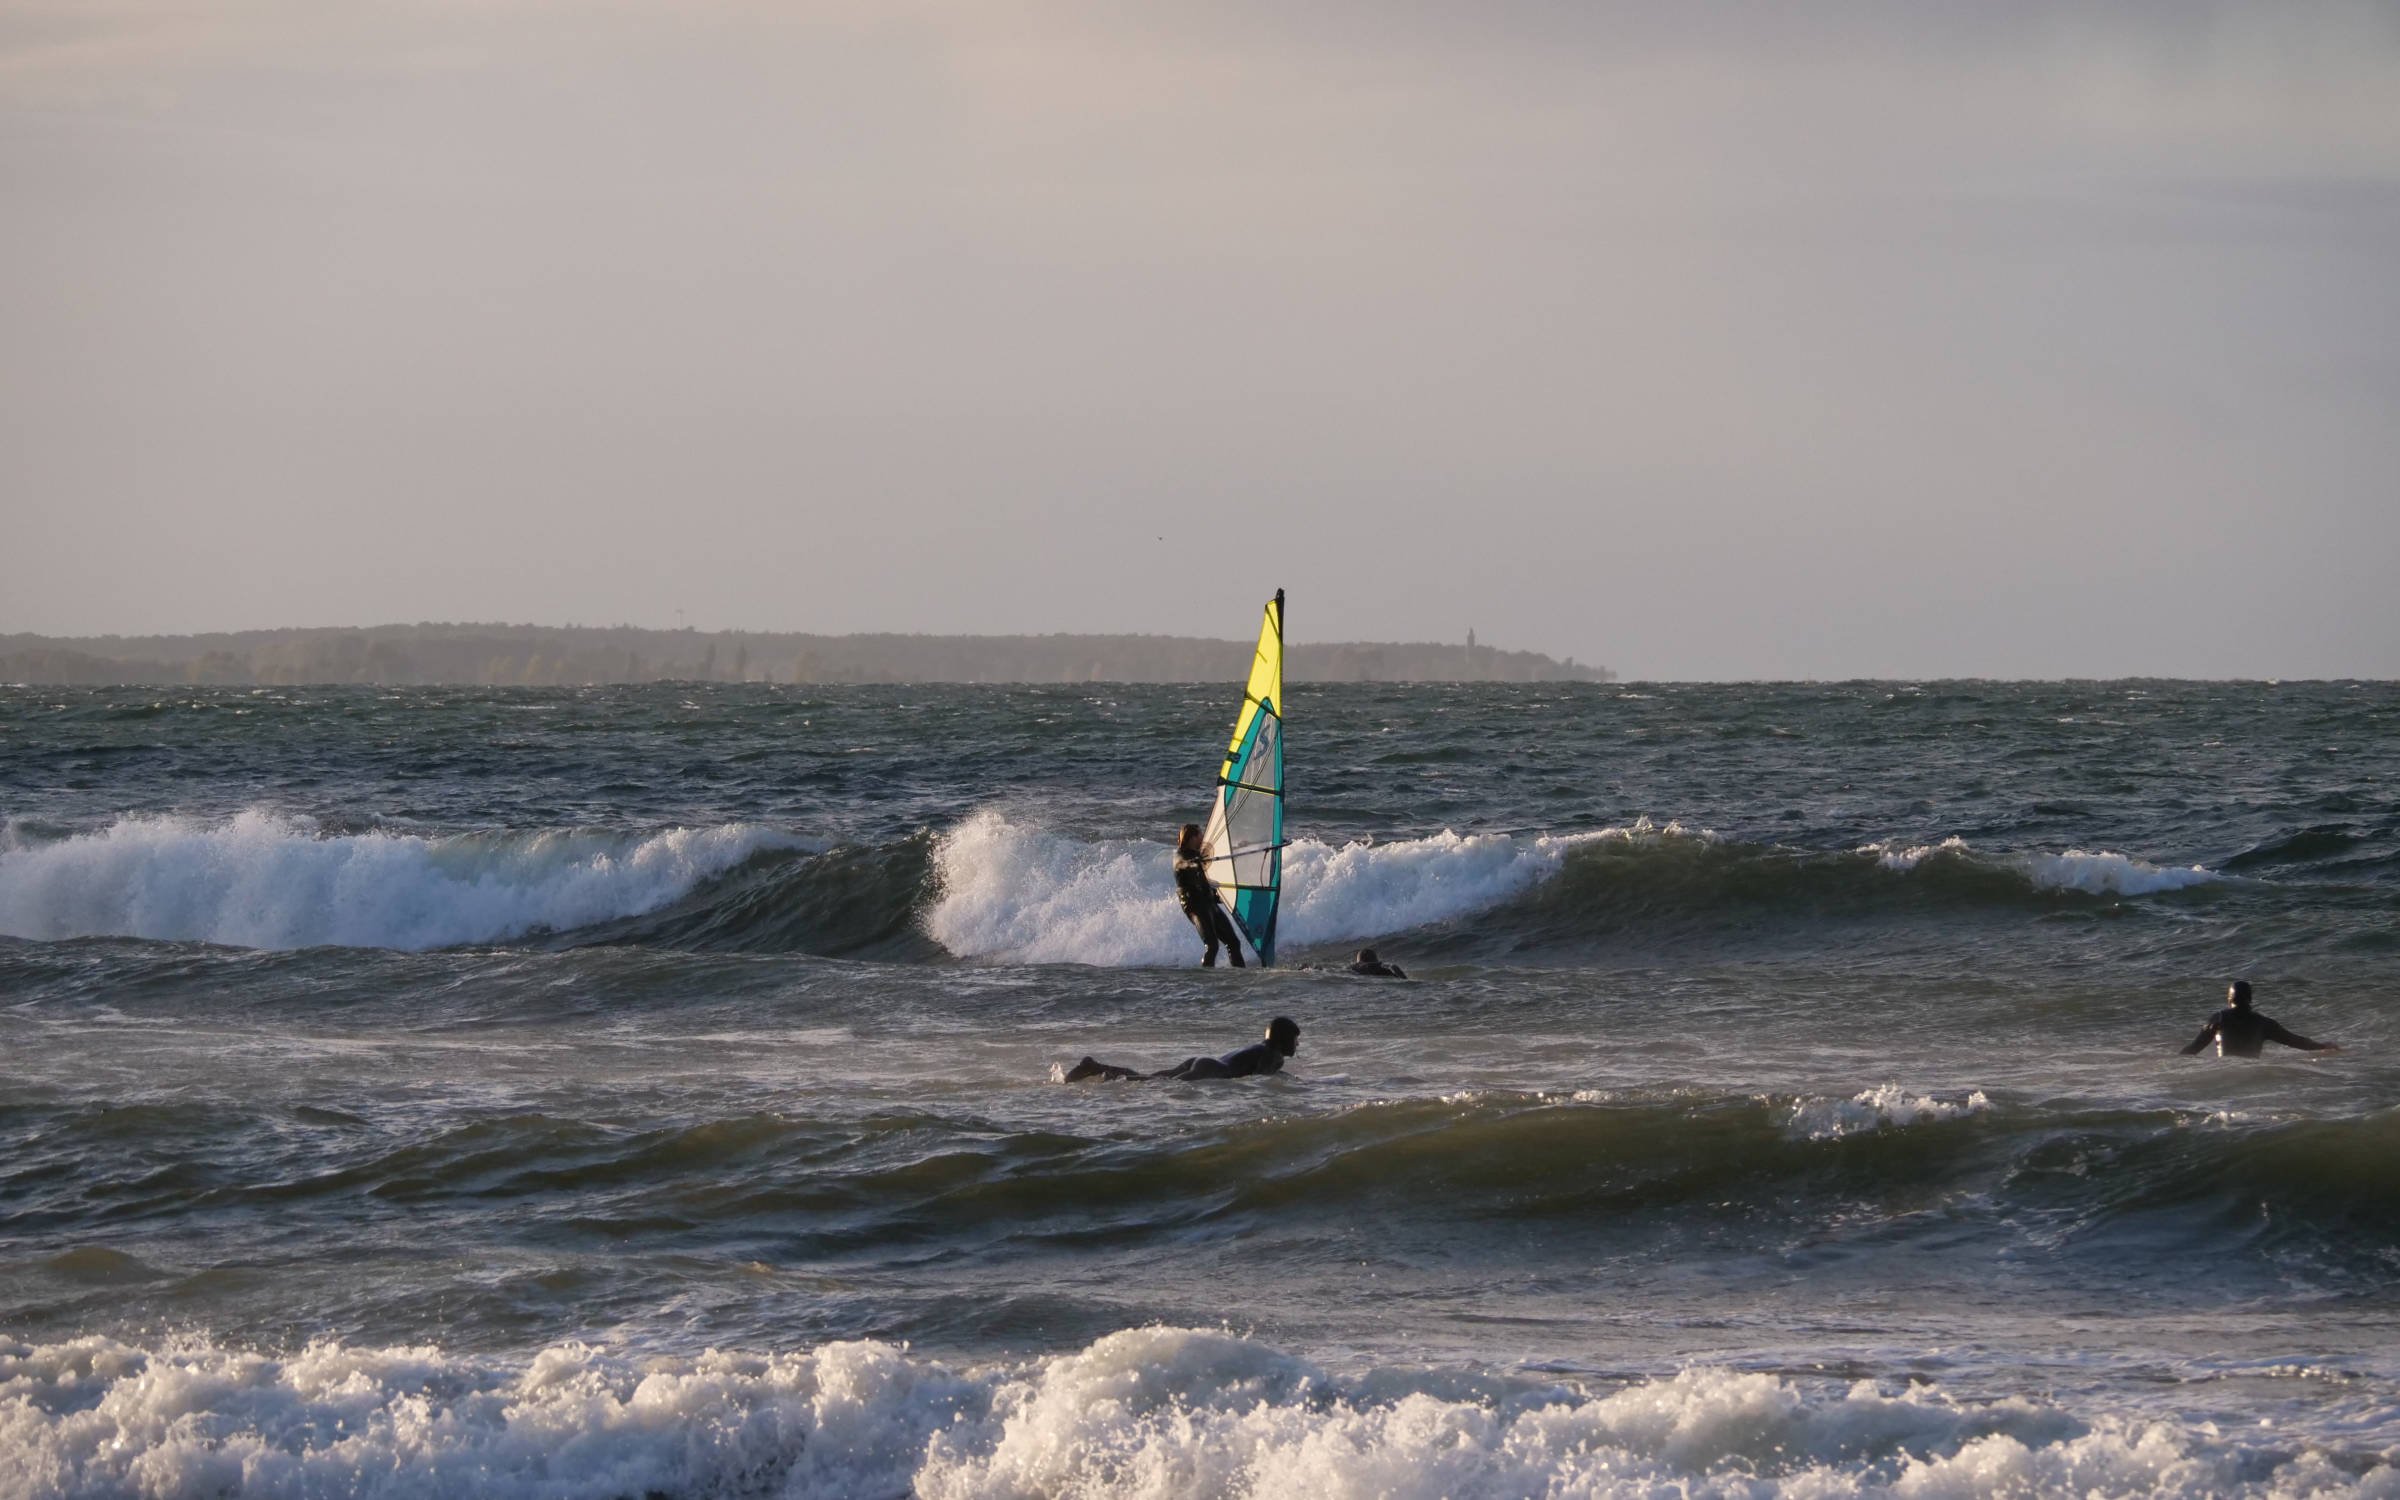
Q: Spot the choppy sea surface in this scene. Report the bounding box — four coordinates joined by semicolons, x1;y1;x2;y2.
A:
3;680;2397;1498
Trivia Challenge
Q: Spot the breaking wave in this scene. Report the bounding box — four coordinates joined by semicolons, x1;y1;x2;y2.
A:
1783;1084;1994;1141
0;809;2240;959
1860;837;2222;896
924;809;1606;965
927;814;2234;965
0;811;813;951
2;1326;2386;1499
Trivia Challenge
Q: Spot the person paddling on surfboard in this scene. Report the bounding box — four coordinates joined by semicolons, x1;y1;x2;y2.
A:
2178;980;2339;1058
1063;1016;1299;1082
1347;948;1407;978
1175;822;1245;968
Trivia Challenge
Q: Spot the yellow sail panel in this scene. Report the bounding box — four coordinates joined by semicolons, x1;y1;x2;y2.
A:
1200;589;1284;964
1219;593;1283;780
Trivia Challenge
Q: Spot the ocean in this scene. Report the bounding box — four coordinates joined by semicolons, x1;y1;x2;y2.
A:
2;680;2395;1498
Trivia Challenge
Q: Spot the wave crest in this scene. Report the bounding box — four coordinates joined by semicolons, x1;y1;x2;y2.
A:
925;813;2244;965
1859;837;2221;895
0;808;2239;960
0;811;811;951
924;810;1601;966
1785;1086;1993;1141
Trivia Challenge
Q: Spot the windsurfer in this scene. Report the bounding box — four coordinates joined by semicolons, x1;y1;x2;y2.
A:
1063;1017;1300;1082
1175;822;1246;968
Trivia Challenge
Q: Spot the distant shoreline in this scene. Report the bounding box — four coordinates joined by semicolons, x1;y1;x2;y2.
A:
0;624;1610;687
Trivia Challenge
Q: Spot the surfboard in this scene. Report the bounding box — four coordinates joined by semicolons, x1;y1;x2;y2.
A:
1200;589;1285;966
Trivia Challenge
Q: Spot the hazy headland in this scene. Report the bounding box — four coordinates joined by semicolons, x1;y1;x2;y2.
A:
0;624;1609;687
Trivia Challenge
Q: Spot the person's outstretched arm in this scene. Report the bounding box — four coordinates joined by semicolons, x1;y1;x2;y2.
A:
2262;1019;2339;1053
2179;1021;2219;1056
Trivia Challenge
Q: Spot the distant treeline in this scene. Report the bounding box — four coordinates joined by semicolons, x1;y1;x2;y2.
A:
1;624;1611;687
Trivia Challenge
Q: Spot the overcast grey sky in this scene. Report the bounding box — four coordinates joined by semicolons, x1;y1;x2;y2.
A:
5;1;2397;677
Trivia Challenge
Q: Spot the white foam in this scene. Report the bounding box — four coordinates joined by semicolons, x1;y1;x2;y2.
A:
1786;1086;1993;1141
0;1328;2377;1499
1858;836;2221;896
923;811;1603;966
1858;836;1970;873
0;810;810;951
2017;848;2221;896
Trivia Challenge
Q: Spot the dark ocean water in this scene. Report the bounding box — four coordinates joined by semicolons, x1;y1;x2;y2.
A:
2;681;2395;1497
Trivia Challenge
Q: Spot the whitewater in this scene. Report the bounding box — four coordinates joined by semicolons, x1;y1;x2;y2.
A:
3;810;2232;959
4;680;2397;1497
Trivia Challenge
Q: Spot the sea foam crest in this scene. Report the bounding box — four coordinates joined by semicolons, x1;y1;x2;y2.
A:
1786;1085;1994;1141
1858;837;2221;895
924;810;1607;965
0;1327;2375;1499
1860;836;1972;872
2019;848;2221;896
0;810;809;951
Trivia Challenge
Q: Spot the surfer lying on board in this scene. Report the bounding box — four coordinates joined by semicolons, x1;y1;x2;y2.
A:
1174;822;1246;968
1064;1016;1299;1083
1348;948;1407;978
2179;981;2339;1058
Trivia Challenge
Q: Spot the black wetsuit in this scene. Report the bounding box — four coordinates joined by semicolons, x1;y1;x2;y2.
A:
1064;1039;1288;1083
1175;851;1244;967
2180;1006;2332;1058
1153;1040;1286;1081
1348;959;1407;978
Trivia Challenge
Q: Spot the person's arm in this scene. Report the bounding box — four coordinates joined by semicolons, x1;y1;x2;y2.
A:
1180;860;1230;914
1388;963;1407;979
2179;1019;2218;1056
2262;1019;2338;1053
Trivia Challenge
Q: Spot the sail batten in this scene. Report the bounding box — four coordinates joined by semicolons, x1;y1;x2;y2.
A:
1200;589;1284;966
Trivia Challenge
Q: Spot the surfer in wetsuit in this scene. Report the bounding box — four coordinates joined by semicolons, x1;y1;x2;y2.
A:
1347;948;1406;978
1063;1016;1300;1083
2178;981;2339;1058
1174;822;1245;968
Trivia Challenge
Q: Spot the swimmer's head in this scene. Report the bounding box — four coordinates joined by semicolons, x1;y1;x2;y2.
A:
1177;823;1204;857
2228;979;2254;1010
1354;948;1379;965
1266;1016;1300;1055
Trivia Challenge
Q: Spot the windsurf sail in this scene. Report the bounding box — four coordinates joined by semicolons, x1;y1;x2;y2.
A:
1201;588;1285;965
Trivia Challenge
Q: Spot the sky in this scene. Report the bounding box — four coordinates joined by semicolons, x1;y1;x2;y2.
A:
4;1;2397;679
